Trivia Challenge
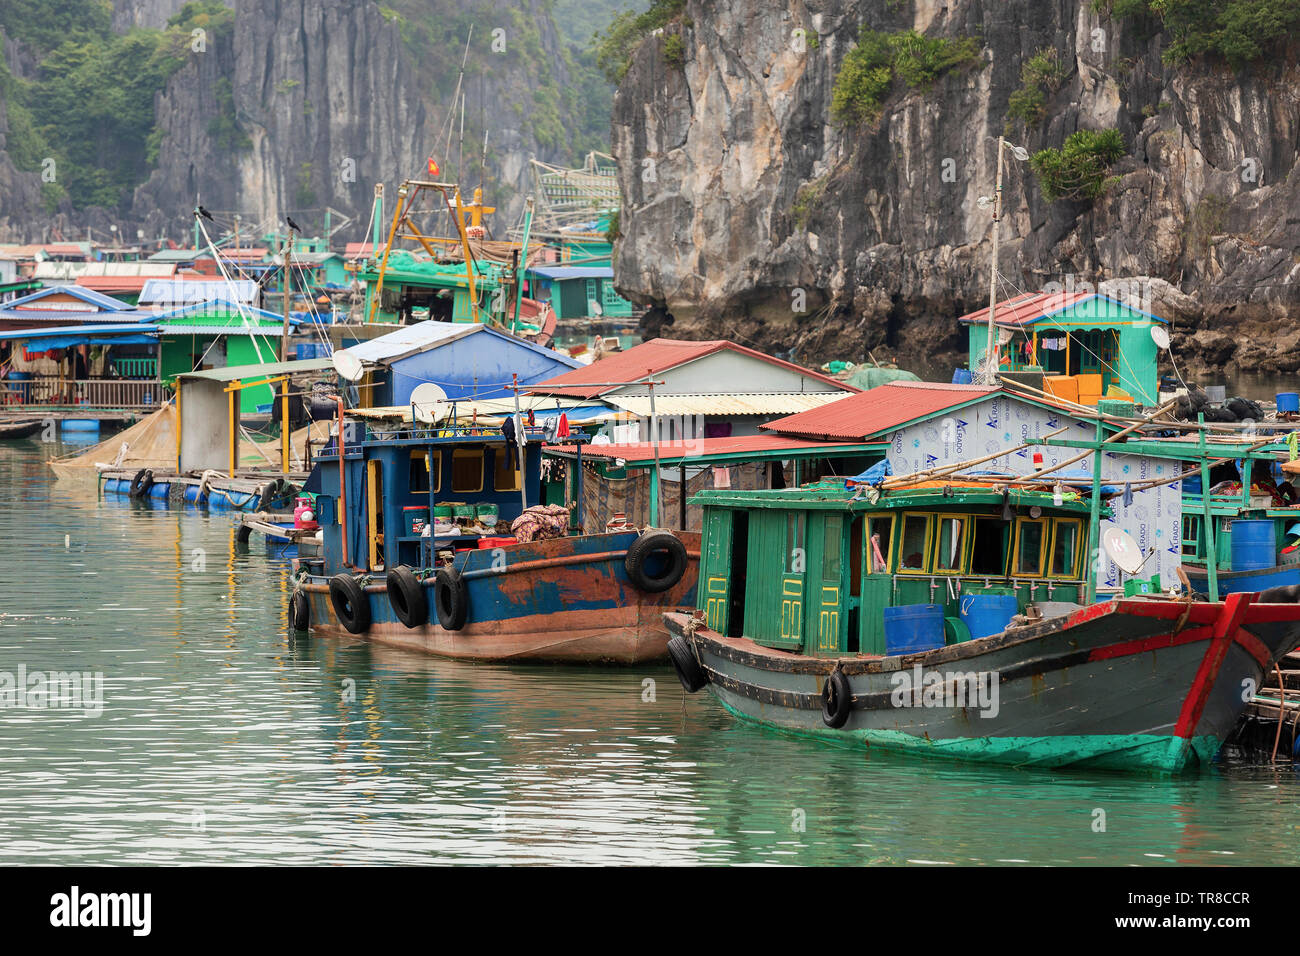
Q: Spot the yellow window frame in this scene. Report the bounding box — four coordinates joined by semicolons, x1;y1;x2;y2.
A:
493;445;521;492
1012;517;1048;578
410;450;441;494
933;514;969;574
896;511;934;575
451;448;484;493
1048;518;1084;579
865;514;895;574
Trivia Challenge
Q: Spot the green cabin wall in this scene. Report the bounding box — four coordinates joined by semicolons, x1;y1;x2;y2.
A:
697;501;1088;658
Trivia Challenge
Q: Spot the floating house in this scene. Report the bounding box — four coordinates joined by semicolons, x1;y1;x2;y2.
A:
524;265;632;320
763;380;1184;590
958;290;1164;405
0;285;134;333
330;320;580;408
153;300;288;411
529;338;856;441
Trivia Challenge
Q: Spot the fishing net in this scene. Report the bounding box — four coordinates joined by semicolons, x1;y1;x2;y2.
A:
48;404;178;483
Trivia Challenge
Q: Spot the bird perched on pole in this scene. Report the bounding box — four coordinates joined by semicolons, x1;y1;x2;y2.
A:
285;215;302;233
196;205;214;222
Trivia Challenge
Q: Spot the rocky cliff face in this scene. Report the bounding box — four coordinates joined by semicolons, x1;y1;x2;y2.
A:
1;0;606;243
611;0;1300;379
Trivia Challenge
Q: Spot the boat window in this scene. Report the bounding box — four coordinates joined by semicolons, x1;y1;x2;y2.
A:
898;513;931;573
493;446;521;492
1181;514;1200;558
783;512;806;574
451;449;484;493
1014;519;1047;576
409;450;440;494
935;516;966;573
1049;519;1081;578
970;517;1010;576
866;516;893;573
822;515;843;580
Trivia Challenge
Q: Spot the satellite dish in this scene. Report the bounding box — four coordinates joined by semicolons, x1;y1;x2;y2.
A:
1150;326;1170;350
1103;528;1144;575
409;382;448;424
332;348;365;382
1010;145;1031;162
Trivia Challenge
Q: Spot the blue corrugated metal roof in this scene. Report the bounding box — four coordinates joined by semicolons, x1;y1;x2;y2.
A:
1;284;131;312
0;322;160;348
138;278;258;305
340;320;581;370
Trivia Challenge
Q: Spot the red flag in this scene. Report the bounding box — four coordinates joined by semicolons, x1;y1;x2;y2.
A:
427;156;440;177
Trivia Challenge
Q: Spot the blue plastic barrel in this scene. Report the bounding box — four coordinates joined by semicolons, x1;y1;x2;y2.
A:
951;368;974;385
883;604;945;655
1182;474;1202;494
149;483;169;499
183;485;202;503
61;419;99;433
1277;392;1299;414
1230;519;1276;571
960;593;1020;640
103;479;120;495
298;343;318;360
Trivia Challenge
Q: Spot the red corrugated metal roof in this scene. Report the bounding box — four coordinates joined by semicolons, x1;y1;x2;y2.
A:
74;275;152;293
549;433;870;465
957;290;1094;328
529;338;854;399
762;381;997;441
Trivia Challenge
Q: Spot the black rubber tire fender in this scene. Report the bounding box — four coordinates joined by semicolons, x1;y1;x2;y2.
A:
667;635;707;693
387;565;428;629
821;669;853;729
236;522;253;545
128;468;154;498
289;589;310;631
329;573;371;634
433;566;469;631
624;531;689;594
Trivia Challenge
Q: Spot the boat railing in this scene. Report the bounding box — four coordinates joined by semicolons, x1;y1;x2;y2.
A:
0;376;164;409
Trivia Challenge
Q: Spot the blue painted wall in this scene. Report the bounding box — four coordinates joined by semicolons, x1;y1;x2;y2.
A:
377;328;579;406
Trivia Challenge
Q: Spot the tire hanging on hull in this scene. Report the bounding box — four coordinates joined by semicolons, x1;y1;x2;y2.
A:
329;573;371;634
387;565;428;629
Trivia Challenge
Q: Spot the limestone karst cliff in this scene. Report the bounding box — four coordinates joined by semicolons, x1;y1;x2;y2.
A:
611;0;1300;378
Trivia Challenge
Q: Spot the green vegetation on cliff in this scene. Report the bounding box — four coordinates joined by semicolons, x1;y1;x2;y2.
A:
1006;47;1067;127
831;29;984;126
1100;0;1300;66
594;0;685;83
1030;128;1126;202
0;1;234;210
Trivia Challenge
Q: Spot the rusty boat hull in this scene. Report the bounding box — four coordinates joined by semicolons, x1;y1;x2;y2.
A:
301;530;699;664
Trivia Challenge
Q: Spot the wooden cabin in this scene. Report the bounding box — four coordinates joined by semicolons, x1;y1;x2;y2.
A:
693;482;1094;657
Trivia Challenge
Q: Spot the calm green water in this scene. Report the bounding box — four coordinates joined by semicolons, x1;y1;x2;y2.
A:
1;437;1298;866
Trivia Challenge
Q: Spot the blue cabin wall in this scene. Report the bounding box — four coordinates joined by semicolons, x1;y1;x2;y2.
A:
314;434;543;572
375;329;579;406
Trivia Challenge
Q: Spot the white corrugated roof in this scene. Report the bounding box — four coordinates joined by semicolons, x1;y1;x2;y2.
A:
605;391;853;418
341;320;483;365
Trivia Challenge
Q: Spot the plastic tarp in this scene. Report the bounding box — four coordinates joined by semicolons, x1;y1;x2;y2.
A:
843;366;921;390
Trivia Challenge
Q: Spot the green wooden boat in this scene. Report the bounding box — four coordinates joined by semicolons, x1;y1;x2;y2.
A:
664;479;1300;773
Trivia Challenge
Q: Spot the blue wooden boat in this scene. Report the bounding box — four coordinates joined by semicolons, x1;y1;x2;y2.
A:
288;416;699;663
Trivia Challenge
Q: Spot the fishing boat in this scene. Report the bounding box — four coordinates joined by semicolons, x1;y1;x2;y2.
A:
663;477;1300;773
0;419;42;440
1179;465;1300;596
288;408;699;663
